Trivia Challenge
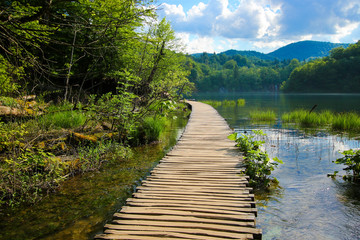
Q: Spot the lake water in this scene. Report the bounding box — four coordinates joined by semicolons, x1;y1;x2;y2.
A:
194;93;360;240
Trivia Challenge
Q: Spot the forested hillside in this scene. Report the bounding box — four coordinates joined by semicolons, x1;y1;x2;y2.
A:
268;40;350;61
186;52;301;92
281;41;360;92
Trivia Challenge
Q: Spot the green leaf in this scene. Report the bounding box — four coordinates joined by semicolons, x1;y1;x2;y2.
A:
227;133;238;141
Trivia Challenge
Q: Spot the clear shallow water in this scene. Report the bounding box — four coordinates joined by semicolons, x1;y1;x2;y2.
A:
0;117;187;240
194;93;360;240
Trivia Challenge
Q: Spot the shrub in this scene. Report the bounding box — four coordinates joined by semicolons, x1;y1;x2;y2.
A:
331;149;360;182
228;130;282;187
130;117;167;146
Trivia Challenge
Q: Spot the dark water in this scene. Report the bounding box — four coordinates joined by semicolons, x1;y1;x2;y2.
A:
0;116;187;240
194;93;360;240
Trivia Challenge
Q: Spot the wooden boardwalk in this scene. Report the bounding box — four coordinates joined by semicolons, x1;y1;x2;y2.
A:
95;101;261;240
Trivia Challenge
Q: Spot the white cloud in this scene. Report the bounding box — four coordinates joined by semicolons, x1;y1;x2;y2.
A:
161;3;186;21
176;33;217;53
332;22;360;42
158;0;360;52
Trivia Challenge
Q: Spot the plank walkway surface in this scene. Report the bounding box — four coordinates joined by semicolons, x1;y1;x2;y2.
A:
95;101;261;240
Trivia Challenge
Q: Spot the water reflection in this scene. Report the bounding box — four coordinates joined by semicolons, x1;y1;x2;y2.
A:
236;128;360;240
197;93;360;240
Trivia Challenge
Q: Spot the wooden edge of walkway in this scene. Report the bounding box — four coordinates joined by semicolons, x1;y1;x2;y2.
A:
95;100;262;240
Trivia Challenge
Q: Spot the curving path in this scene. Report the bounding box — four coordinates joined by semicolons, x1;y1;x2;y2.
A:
95;100;262;240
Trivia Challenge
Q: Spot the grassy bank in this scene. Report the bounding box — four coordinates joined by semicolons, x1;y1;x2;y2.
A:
0;98;190;208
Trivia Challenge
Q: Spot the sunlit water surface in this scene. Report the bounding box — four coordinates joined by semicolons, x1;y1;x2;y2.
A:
195;93;360;240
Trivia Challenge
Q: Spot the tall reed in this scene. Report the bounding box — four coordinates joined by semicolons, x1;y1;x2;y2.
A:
249;110;277;121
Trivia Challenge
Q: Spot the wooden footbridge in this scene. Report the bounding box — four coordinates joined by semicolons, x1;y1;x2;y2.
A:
95;101;262;240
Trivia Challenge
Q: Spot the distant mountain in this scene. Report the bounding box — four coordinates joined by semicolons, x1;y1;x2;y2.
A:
267;40;350;61
221;50;275;60
191;40;351;61
191;50;274;61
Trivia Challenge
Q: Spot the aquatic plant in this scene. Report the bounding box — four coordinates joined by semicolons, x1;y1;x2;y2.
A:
332;112;360;132
282;109;333;127
282;109;360;132
200;99;246;108
331;149;360;182
228;130;282;187
249;110;277;121
237;98;246;106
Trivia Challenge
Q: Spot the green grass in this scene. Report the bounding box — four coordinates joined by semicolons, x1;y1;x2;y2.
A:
332;112;360;132
281;109;334;127
39;111;86;130
130;116;168;145
249;110;277;121
282;109;360;132
0;96;18;107
200;99;246;108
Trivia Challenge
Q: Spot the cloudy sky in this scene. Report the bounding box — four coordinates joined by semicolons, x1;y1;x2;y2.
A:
156;0;360;53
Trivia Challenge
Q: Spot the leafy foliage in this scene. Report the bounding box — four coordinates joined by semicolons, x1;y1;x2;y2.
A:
187;52;301;92
228;130;282;187
332;149;360;182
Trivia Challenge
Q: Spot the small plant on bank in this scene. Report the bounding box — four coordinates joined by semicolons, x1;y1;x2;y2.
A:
228;130;283;187
330;149;360;182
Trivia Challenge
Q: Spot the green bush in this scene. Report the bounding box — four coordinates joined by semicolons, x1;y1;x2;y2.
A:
130;117;167;145
228;130;282;187
331;149;360;182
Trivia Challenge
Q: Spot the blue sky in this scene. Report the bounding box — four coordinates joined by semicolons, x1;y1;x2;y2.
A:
155;0;360;53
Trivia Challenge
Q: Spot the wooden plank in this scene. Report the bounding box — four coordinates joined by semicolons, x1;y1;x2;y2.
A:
103;225;254;239
122;204;257;216
135;185;254;194
107;219;261;235
133;193;254;201
113;213;254;227
136;189;251;197
101;229;241;240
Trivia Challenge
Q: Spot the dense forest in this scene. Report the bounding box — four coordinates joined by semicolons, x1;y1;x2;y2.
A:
187;41;359;93
0;0;193;207
282;41;360;92
0;0;193;101
186;52;301;92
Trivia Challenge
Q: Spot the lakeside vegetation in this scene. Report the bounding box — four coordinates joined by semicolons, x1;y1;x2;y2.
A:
249;110;276;121
228;130;282;187
0;0;193;207
282;109;360;132
200;99;245;108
